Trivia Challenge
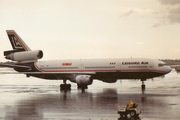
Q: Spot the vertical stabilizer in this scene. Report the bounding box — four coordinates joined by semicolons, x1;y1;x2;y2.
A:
6;30;31;51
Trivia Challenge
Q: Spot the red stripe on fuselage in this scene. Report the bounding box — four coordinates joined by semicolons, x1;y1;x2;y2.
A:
34;62;167;73
152;70;167;73
7;32;28;51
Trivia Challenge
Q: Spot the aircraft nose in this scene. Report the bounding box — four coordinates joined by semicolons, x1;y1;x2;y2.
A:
165;66;172;74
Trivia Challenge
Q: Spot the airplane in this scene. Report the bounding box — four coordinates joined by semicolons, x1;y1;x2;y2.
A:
0;30;172;90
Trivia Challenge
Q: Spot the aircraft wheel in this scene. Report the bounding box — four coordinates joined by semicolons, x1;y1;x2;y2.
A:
141;84;145;90
60;84;71;90
67;84;71;89
77;85;88;89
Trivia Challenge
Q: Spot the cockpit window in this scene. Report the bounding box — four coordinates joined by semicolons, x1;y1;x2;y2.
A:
158;63;166;67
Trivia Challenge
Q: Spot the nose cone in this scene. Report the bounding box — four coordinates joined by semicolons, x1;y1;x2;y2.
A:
165;66;172;74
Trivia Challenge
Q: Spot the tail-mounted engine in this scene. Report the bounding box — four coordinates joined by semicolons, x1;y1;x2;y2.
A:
4;50;43;62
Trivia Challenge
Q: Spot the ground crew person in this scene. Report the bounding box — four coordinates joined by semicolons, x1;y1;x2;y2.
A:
127;100;134;110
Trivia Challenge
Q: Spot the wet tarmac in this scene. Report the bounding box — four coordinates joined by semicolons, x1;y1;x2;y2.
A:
0;69;180;120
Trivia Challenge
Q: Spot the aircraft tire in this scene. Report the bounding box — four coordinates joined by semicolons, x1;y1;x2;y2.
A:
141;84;145;90
60;84;71;90
77;85;88;89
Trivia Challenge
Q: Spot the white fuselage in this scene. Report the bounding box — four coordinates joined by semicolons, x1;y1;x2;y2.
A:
33;58;171;82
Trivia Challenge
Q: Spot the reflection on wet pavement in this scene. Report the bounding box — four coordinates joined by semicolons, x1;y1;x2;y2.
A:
0;69;180;120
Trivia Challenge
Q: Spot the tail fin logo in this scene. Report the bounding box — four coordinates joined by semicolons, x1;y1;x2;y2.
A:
6;30;31;51
11;36;23;49
8;34;24;50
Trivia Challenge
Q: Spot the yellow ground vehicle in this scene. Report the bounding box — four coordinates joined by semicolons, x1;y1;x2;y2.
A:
117;103;141;117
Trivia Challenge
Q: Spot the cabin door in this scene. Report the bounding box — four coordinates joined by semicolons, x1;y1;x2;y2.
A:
149;63;154;71
116;63;121;72
79;64;84;72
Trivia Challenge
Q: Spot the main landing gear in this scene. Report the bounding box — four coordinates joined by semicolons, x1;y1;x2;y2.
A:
77;85;88;92
60;80;88;92
141;79;146;90
77;85;88;89
60;80;71;90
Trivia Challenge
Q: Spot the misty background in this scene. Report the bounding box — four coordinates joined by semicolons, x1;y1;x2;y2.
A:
0;0;180;62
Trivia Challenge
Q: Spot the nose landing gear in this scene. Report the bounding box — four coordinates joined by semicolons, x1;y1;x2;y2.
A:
141;79;146;90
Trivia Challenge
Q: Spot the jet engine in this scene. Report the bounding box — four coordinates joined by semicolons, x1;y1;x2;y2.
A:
5;50;43;62
75;75;93;85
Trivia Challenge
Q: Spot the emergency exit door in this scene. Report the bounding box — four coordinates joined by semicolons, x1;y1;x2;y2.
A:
116;63;121;72
79;64;84;72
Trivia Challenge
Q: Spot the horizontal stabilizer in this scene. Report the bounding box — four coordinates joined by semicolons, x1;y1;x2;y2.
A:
0;72;20;74
0;63;31;69
4;49;24;56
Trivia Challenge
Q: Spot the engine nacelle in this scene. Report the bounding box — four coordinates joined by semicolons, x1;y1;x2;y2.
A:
75;75;93;85
5;50;43;62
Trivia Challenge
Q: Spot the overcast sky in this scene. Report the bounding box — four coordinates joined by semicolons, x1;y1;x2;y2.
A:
0;0;180;62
